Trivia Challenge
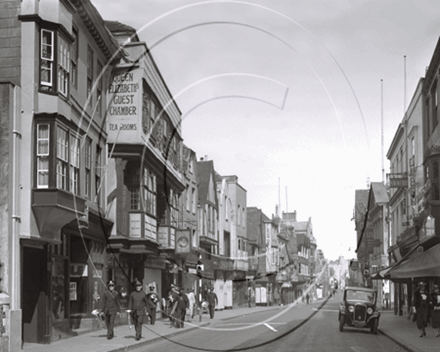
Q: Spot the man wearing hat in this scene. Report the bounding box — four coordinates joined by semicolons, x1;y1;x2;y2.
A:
146;285;160;325
128;279;149;340
101;280;120;340
413;281;430;337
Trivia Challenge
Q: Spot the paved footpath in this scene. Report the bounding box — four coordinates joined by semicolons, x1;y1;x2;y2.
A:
22;298;440;352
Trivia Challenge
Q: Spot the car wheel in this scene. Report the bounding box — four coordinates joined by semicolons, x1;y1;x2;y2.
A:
370;318;378;334
339;315;344;332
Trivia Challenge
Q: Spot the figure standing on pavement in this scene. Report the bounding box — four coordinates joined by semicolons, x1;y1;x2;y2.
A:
176;288;189;328
207;287;218;319
101;280;120;340
128;280;149;340
430;284;440;337
146;285;159;325
306;293;310;304
187;288;196;321
413;281;430;337
169;285;180;327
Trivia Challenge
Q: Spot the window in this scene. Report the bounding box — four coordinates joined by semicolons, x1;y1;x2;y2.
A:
37;124;50;188
433;81;438;129
426;99;431;136
192;188;196;214
87;46;93;103
170;189;179;226
432;160;439;200
41;29;54;88
186;187;191;212
237;205;240;226
84;138;91;198
411;137;415;157
95;145;101;202
56;126;68;190
96;61;103;115
40;29;71;96
143;167;156;216
69;135;80;195
71;27;78;88
58;35;70;97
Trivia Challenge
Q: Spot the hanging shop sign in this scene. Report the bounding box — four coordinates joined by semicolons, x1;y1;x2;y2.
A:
175;229;190;254
387;173;408;188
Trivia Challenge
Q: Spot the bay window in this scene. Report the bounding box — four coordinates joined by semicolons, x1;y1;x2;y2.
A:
69;135;80;194
84;138;91;198
143;167;156;216
56;126;68;190
36;124;50;188
40;28;71;96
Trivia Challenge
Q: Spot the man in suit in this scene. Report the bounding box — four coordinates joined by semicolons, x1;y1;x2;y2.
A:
176;287;189;328
207;287;218;319
101;280;120;340
128;280;149;340
146;285;159;325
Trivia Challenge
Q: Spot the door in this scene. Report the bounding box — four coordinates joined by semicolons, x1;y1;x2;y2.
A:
22;246;47;343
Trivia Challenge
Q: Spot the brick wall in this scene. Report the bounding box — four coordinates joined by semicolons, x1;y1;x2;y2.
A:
0;1;21;86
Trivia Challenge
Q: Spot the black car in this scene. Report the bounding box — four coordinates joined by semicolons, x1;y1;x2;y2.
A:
338;286;380;334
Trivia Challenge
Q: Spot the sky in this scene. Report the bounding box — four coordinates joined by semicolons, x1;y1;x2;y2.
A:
92;0;440;261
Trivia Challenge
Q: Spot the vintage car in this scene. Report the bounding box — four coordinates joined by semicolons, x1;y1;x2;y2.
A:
338;286;380;334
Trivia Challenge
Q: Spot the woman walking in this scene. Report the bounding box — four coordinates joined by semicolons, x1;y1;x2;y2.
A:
413;281;430;337
430;284;440;337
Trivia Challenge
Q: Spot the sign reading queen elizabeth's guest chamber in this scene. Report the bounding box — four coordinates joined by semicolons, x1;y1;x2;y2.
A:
107;71;142;143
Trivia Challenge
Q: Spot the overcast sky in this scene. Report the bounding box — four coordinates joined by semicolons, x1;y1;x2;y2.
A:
92;0;440;260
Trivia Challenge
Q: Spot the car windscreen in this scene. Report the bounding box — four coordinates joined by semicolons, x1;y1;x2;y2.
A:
346;290;375;303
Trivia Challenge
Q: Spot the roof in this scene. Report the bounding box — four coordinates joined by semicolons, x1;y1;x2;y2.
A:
105;21;140;42
246;207;262;244
196;160;217;207
370;182;389;205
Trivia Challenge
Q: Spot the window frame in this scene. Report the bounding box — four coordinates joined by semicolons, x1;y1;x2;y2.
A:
40;29;55;88
36;124;50;188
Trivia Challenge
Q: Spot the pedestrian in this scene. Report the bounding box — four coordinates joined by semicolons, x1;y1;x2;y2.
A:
187;288;196;321
413;281;430;337
306;293;310;304
128;279;149;340
146;285;159;325
169;285;180;327
206;287;218;319
176;288;189;328
101;280;120;340
430;284;440;337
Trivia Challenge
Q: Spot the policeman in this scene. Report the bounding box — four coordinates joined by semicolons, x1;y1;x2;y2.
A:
101;280;120;340
146;285;159;325
128;280;149;340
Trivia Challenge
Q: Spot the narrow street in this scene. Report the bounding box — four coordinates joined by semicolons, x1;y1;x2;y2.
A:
131;293;399;352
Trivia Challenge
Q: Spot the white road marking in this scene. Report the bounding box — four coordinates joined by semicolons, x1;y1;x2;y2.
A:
313;308;339;312
217;322;286;327
264;323;278;332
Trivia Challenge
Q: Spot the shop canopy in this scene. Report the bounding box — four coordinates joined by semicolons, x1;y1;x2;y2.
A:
388;243;440;279
370;266;393;280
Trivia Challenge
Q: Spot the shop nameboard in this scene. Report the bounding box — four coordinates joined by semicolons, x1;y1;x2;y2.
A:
188;268;197;275
71;263;88;277
387;173;408;188
145;258;166;269
107;70;142;144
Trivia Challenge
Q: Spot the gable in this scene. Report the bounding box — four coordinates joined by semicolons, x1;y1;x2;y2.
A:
207;173;215;203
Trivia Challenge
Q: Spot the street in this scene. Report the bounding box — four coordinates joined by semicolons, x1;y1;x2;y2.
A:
131;293;400;352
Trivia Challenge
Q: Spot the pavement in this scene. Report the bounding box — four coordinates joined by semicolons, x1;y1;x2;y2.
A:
21;297;440;352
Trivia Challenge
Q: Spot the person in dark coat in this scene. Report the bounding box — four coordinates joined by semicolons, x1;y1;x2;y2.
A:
128;280;149;340
430;284;440;337
306;293;310;304
206;287;218;319
146;285;159;325
101;280;120;339
413;281;430;337
175;288;189;328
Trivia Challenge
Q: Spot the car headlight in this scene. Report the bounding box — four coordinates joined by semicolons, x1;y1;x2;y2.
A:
367;308;373;315
348;306;354;312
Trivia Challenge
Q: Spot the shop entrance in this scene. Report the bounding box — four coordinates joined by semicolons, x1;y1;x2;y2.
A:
22;246;48;343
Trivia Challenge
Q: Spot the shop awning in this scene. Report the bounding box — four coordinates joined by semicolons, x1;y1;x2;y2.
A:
371;266;392;280
388;243;440;279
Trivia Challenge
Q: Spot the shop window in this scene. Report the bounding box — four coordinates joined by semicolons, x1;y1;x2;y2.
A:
52;233;69;322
